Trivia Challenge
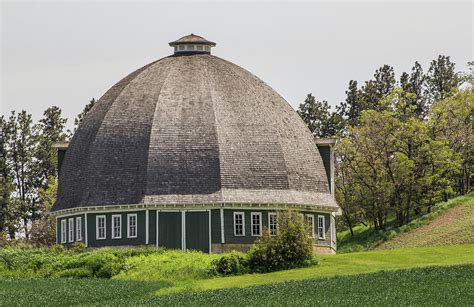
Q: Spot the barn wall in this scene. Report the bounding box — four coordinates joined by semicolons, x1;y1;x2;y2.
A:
57;208;333;251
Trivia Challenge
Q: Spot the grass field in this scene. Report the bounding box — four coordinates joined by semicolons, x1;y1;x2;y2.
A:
1;265;472;306
337;193;474;253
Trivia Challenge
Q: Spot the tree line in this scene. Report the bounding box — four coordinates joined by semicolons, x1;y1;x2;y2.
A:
298;55;473;235
0;99;96;242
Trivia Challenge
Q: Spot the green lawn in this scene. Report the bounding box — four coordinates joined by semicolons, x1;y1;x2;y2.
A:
1;265;472;306
190;244;474;293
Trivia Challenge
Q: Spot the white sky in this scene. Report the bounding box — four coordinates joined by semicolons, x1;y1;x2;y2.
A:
1;1;472;130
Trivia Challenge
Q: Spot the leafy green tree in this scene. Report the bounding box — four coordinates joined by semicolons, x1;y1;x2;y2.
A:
431;87;474;195
336;91;457;229
297;94;343;137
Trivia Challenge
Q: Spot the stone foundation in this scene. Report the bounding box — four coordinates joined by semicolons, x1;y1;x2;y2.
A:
212;243;336;254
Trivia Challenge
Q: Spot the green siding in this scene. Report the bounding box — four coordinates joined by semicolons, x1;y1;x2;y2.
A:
317;145;332;192
211;209;221;244
149;210;157;245
86;211;147;247
158;212;182;250
185;211;210;253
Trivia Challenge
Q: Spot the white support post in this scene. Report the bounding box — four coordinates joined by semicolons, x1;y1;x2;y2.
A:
181;211;186;250
84;213;88;247
330;145;335;197
208;210;212;254
220;208;225;244
156;211;159;248
145;209;149;245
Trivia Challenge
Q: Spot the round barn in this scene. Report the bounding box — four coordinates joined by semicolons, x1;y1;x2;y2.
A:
51;34;340;254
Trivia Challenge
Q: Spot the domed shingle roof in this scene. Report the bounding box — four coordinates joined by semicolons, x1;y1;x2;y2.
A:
53;38;337;212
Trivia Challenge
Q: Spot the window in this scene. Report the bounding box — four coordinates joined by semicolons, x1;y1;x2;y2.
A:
61;219;67;243
205;46;210;51
76;217;82;241
178;45;185;51
96;215;106;240
186;45;194;51
305;214;315;238
127;214;137;238
318;215;325;240
233;212;245;236
197;45;203;51
268;213;277;236
68;218;74;243
251;212;262;236
112;215;122;239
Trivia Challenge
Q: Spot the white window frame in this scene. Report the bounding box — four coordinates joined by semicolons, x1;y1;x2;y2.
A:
127;214;137;238
68;218;74;243
76;217;82;241
61;219;67;243
305;214;315;238
268;212;277;236
233;212;245;236
96;215;106;240
318;215;326;240
251;212;262;236
112;214;122;239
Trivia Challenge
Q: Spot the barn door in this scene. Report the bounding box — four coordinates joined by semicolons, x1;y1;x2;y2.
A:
185;211;210;253
157;212;182;250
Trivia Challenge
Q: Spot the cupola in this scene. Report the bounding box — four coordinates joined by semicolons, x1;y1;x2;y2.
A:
169;33;216;55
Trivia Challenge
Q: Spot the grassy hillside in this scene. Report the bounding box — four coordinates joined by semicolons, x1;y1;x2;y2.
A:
377;196;474;249
337;193;474;253
1;265;472;305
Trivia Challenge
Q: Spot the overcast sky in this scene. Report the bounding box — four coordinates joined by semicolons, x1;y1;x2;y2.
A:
1;1;472;130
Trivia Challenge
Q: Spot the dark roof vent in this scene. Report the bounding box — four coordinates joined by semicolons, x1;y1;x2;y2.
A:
169;34;216;55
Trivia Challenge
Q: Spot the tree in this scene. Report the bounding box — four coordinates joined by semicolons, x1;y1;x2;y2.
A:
359;65;396;112
400;61;427;118
426;55;462;103
431;87;474;195
35;106;68;190
5;111;38;239
336;91;457;229
31;176;58;246
338;80;363;127
0;117;14;236
297;94;343;137
74;98;96;130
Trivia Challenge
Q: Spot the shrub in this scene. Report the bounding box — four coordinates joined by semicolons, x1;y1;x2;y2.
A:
30;217;56;247
248;210;315;273
209;252;248;276
70;242;87;254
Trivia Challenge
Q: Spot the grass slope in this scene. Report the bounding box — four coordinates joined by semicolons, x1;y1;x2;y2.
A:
1;265;472;306
192;244;474;292
377;197;474;249
337;193;474;253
